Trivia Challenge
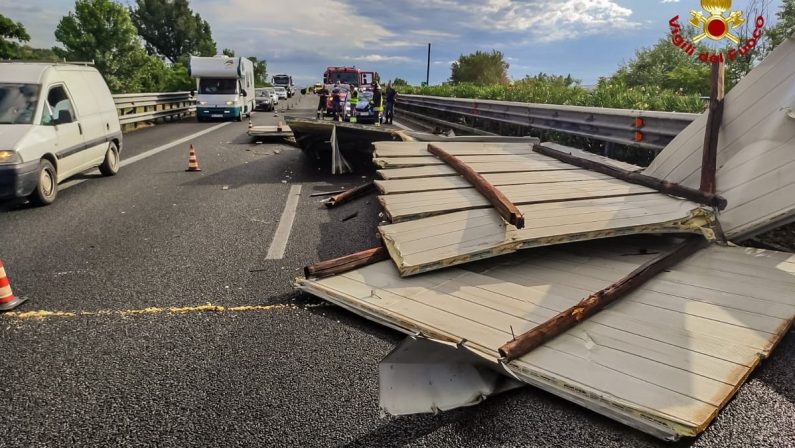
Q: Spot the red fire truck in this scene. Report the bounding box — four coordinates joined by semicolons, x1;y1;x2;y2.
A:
323;66;378;89
322;67;379;117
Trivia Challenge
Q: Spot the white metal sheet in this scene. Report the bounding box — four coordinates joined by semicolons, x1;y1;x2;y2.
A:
296;239;795;439
644;35;795;239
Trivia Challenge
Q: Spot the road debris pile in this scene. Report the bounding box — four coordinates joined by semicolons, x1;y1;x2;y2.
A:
296;37;795;441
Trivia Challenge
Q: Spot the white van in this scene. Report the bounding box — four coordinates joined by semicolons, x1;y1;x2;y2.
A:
0;62;121;205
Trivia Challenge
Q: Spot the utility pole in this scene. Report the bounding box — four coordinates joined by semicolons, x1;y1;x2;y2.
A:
426;43;431;86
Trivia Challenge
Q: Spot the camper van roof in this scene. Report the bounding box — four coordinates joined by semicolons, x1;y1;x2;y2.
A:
0;62;93;84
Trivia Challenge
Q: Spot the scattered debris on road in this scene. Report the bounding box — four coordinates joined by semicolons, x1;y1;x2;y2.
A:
297;38;795;442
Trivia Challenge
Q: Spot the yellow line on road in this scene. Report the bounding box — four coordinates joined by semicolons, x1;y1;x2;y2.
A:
3;303;301;320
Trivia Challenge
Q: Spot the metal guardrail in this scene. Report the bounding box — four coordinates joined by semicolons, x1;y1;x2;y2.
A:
396;94;700;152
112;92;195;126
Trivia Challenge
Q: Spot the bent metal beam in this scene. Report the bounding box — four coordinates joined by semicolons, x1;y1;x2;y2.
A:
533;143;728;210
427;143;525;228
498;236;708;362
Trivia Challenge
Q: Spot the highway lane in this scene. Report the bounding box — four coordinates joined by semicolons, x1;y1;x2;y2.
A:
0;93;792;447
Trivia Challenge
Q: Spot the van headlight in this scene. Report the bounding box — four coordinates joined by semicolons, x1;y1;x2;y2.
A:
0;150;20;165
198;101;208;105
226;100;240;106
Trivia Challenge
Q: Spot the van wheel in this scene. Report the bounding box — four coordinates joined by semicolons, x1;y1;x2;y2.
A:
99;141;120;176
29;160;57;206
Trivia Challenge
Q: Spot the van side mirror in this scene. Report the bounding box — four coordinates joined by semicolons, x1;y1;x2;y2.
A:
240;89;248;97
54;110;73;125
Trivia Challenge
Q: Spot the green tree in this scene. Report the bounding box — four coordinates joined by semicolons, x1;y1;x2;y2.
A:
222;48;235;57
0;14;31;59
247;56;267;86
610;31;711;95
391;77;408;86
130;0;216;63
450;50;509;85
54;0;167;93
767;0;795;52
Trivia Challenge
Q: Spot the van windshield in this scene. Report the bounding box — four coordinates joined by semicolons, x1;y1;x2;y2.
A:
199;78;238;95
0;83;40;125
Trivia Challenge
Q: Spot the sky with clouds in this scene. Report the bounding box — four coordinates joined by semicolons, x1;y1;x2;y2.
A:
1;0;780;85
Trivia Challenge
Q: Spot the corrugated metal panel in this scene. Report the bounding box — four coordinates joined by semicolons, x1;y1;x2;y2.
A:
643;36;795;239
296;238;795;439
376;160;578;179
375;170;612;195
372;141;535;157
379;178;657;222
379;195;712;276
374;154;553;169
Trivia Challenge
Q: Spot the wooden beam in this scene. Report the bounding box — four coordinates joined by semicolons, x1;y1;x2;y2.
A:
700;62;725;194
325;181;376;207
533;144;728;210
304;247;389;279
498;236;708;362
427;143;526;228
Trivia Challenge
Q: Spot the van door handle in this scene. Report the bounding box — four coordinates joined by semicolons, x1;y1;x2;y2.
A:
78;123;83;135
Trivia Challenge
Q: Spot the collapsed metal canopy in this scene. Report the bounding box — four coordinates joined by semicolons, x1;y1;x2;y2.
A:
296;34;795;442
297;237;795;440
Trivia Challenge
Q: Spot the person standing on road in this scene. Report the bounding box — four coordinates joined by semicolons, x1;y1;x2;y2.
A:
317;87;328;119
331;82;343;122
348;88;359;123
384;84;397;125
371;83;383;126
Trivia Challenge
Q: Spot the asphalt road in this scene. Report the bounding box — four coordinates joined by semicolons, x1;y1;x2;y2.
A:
0;94;792;448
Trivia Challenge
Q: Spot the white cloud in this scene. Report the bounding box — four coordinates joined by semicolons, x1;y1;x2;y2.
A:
661;0;681;3
406;0;640;41
197;0;395;54
344;54;418;63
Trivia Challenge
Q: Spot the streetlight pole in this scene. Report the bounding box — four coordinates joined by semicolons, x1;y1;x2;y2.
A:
426;43;431;86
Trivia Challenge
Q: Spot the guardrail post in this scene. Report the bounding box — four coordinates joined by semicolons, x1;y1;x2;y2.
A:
604;141;615;158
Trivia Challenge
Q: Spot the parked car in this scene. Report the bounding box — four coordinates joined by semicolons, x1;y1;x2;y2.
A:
263;87;279;106
274;87;288;100
0;62;121;205
352;90;378;124
254;88;274;111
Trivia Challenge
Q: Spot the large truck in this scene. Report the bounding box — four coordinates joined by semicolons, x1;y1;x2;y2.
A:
271;74;295;97
323;67;378;90
189;55;255;121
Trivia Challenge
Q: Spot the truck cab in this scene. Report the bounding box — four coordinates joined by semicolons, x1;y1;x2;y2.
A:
323;67;379;90
272;74;295;98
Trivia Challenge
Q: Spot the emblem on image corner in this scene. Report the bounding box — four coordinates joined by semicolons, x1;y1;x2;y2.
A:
689;0;745;44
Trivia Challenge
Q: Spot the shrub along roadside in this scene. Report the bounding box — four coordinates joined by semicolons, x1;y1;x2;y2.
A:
397;79;705;113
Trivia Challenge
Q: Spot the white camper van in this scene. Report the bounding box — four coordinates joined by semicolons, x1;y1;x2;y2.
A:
190;55;255;122
0;62;122;205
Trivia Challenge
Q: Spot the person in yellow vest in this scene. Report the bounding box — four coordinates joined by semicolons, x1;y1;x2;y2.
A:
348;87;359;123
371;83;383;126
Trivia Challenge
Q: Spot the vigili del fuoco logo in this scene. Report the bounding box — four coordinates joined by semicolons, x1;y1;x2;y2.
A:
669;0;765;64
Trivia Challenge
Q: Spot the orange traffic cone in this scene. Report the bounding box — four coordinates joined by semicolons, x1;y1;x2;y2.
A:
0;259;26;312
186;144;201;172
